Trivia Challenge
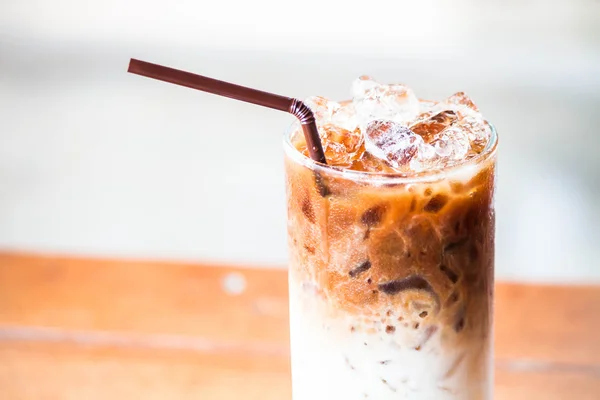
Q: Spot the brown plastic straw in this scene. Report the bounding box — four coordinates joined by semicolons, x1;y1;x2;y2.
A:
127;59;327;164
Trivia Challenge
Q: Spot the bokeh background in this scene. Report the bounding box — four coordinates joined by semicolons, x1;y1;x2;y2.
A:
1;0;599;282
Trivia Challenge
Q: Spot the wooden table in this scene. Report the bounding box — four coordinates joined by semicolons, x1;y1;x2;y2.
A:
0;252;598;399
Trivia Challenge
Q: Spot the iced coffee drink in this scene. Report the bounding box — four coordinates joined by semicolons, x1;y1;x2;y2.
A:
284;77;497;399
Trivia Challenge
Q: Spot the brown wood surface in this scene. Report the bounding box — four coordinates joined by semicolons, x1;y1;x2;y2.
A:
0;251;599;399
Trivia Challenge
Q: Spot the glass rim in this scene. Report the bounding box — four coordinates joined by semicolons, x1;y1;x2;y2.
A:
283;122;498;184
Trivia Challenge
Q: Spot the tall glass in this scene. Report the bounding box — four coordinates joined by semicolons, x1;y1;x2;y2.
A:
283;126;497;400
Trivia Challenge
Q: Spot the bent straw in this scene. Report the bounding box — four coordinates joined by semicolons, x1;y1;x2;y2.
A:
127;59;327;164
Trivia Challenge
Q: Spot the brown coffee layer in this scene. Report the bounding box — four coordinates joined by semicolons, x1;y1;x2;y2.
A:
285;156;495;349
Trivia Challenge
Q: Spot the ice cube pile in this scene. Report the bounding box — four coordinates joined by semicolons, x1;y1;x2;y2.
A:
293;76;492;173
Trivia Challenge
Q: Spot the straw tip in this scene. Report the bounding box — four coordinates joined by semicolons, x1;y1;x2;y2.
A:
127;58;136;73
127;58;146;74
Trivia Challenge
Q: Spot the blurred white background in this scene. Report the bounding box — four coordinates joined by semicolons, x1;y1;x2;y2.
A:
1;0;599;281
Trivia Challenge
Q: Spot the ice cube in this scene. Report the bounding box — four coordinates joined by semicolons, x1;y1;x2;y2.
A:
446;92;479;112
297;87;490;173
293;122;363;166
409;142;437;172
352;75;380;101
407;94;490;165
383;84;421;121
350;151;397;173
410;110;458;143
431;125;470;160
364;120;422;169
319;123;364;166
352;78;420;129
331;102;359;132
453;115;491;154
305;96;340;123
301;97;363;166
